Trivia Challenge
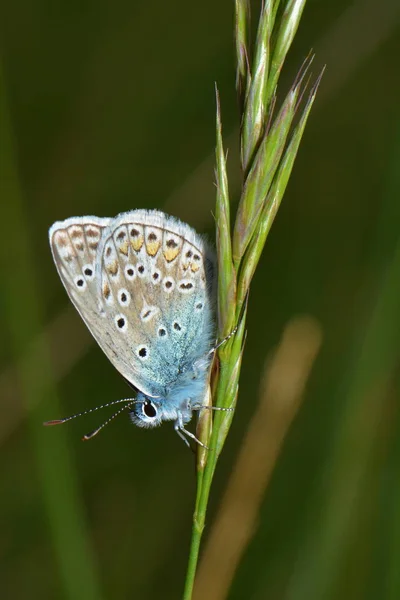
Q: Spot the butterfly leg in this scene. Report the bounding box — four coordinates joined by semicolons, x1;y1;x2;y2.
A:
181;425;209;449
209;326;238;356
174;415;210;449
174;423;191;448
191;326;239;379
193;404;234;413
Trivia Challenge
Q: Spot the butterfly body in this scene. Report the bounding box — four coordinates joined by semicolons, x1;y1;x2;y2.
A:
49;210;216;439
130;340;213;428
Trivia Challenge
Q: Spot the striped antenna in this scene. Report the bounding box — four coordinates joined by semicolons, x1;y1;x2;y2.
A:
43;397;140;439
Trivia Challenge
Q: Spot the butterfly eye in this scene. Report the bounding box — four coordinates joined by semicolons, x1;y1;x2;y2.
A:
143;401;157;419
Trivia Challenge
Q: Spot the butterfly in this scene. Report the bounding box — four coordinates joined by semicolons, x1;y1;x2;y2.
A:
45;209;226;446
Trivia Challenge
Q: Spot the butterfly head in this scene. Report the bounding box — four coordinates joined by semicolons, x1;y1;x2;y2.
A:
129;392;194;429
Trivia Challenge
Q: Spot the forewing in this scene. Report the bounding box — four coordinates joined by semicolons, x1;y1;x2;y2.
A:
97;210;216;397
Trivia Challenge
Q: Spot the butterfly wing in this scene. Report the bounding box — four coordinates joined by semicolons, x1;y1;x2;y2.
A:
49;210;215;399
97;210;216;397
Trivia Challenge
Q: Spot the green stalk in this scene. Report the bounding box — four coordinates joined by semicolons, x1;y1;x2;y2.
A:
182;1;321;597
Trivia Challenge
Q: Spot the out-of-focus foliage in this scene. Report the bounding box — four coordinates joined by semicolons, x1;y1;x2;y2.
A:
1;1;400;599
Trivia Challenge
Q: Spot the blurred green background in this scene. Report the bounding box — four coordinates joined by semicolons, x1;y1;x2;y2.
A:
1;1;400;599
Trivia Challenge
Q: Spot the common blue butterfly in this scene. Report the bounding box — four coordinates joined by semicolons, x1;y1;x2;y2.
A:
46;210;220;446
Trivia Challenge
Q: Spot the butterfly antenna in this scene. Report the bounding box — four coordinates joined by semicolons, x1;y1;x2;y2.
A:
43;397;138;427
82;403;134;441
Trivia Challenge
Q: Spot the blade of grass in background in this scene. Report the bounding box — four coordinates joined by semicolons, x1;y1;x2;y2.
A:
0;63;104;600
285;125;400;600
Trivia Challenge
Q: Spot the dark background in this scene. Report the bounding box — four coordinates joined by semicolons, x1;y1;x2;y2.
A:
1;1;400;599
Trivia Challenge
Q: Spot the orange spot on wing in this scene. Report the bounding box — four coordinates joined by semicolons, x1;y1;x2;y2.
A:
163;247;180;262
146;239;161;256
130;235;144;252
118;241;129;256
107;261;119;276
